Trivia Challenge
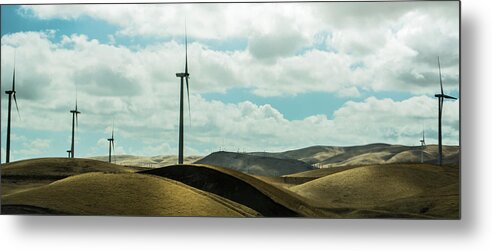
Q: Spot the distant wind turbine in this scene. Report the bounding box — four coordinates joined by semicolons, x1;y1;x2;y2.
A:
175;23;192;165
420;127;426;163
107;123;115;163
66;150;72;158
69;95;81;158
4;53;21;163
434;57;457;166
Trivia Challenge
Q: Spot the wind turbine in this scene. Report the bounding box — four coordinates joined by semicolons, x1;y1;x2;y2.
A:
434;56;457;166
66;150;72;158
69;96;81;158
420;127;426;163
4;53;21;163
175;23;191;165
107;123;115;163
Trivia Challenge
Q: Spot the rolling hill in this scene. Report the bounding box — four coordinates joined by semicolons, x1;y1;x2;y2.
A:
1;157;148;178
140;164;322;217
140;164;447;218
1;144;460;218
1;172;259;217
288;163;459;218
194;151;316;176
87;155;202;168
250;143;459;167
1;158;149;195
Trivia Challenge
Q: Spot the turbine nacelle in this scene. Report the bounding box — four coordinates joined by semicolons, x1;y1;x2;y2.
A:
434;94;457;100
176;72;189;78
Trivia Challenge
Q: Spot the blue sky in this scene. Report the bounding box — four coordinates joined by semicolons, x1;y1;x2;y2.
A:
0;2;460;162
1;5;117;43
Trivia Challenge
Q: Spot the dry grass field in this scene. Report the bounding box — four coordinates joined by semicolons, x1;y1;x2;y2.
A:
288;163;459;218
140;164;322;217
2;172;259;217
88;155;202;168
195;151;316;176
249;144;459;167
1;158;149;196
1;143;459;218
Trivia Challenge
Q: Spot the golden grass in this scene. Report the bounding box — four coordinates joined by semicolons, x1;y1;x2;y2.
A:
88;155;203;167
195;151;315;176
1;157;459;218
2;172;259;217
1;157;148;177
282;165;359;179
306;145;459;168
1;158;149;196
1;179;54;196
141;164;325;217
291;164;456;206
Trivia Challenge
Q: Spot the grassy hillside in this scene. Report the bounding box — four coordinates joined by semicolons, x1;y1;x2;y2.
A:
288;163;459;218
88;155;202;168
195;151;315;176
2;172;259;217
1;158;149;196
250;144;459;167
141;164;322;217
1;158;148;178
1;155;459;218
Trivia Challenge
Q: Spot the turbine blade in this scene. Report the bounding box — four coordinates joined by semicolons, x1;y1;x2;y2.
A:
75;87;78;111
111;141;115;157
12;67;16;92
186;76;191;127
438;56;444;95
184;21;191;127
443;94;457;100
12;49;16;91
185;19;188;75
13;93;21;120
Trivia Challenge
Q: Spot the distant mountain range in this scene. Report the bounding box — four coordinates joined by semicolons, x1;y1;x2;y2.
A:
195;151;316;176
87;143;459;176
87;155;202;168
249;143;459;167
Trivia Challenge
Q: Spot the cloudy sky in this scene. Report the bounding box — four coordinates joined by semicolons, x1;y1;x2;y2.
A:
0;1;459;161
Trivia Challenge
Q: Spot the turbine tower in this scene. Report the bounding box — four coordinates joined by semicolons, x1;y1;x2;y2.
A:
69;97;81;158
175;24;191;165
107;123;115;163
66;150;72;158
4;54;21;163
434;57;457;166
420;127;426;163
